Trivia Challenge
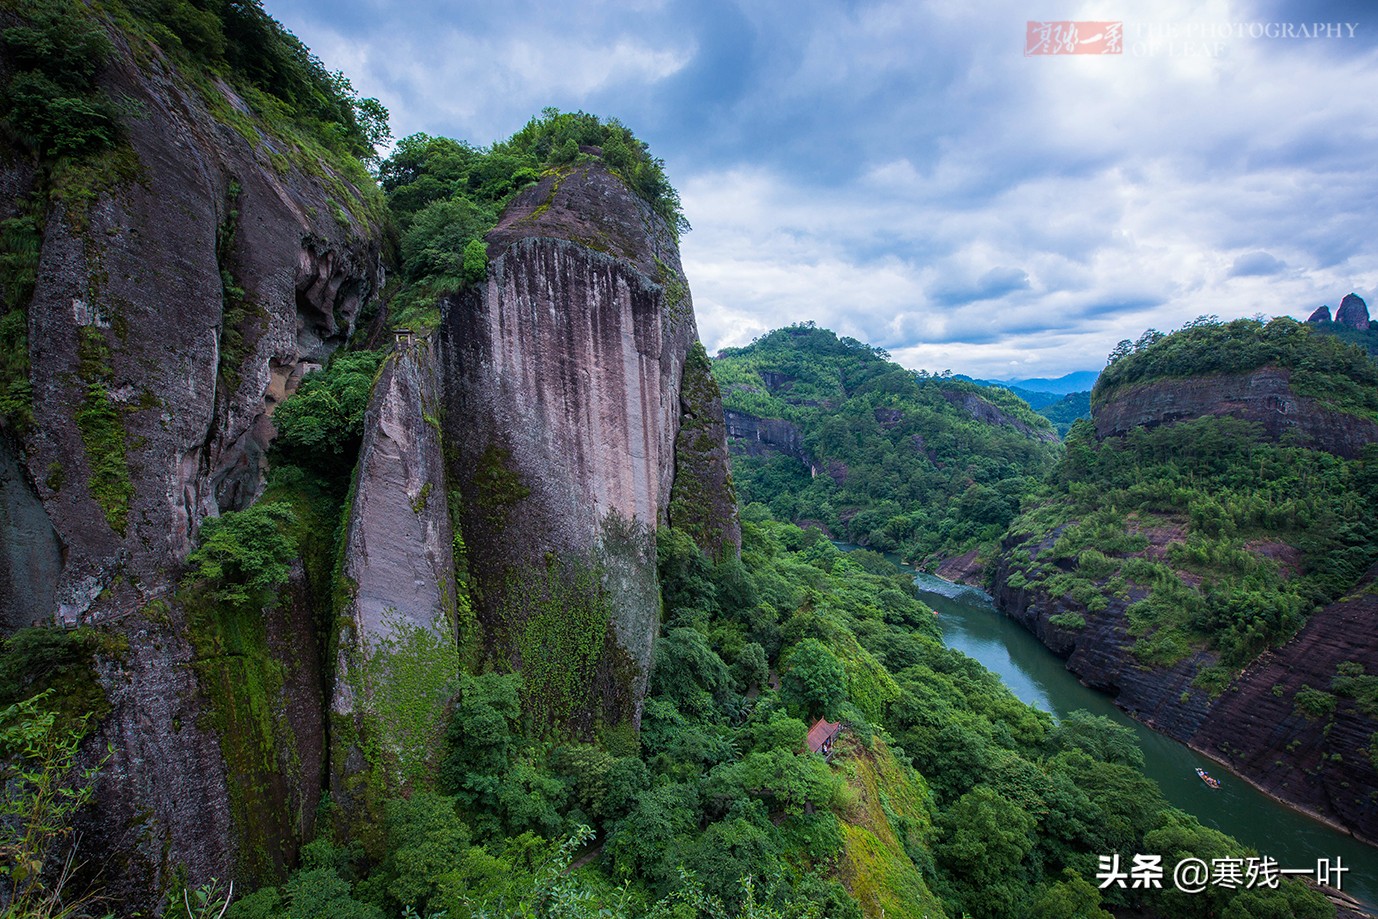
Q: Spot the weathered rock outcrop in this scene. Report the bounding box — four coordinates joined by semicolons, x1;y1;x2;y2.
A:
1308;305;1334;324
1336;293;1372;330
1092;366;1378;459
995;326;1378;842
725;408;811;462
934;549;984;587
941;389;1060;443
0;18;384;906
439;161;736;734
332;341;458;818
1192;567;1378;842
993;528;1219;739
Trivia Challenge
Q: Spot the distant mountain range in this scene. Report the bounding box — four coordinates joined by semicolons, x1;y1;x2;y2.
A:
953;370;1099;434
990;370;1100;394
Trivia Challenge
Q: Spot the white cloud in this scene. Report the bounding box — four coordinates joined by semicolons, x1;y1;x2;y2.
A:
267;0;1378;379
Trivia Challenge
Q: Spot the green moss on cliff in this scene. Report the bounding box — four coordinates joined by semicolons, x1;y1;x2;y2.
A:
74;327;132;534
348;612;460;792
181;492;336;884
504;556;620;735
669;342;739;560
0;626;120;731
0;209;40;428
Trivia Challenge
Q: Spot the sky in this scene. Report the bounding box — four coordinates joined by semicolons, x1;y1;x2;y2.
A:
266;0;1378;380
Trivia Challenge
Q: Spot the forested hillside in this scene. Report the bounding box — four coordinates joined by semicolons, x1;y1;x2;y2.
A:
714;326;1060;570
994;314;1378;839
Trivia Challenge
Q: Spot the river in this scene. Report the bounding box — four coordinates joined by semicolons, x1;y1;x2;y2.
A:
908;568;1378;909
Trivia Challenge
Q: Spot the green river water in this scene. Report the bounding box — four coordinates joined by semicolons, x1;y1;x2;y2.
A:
904;567;1378;910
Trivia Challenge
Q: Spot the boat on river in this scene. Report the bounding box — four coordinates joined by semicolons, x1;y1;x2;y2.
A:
1196;766;1222;789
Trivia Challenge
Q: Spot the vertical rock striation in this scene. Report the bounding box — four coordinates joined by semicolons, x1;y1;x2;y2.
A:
439;160;736;734
332;341;459;818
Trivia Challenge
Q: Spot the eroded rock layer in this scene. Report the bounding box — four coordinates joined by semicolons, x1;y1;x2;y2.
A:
1092;366;1378;459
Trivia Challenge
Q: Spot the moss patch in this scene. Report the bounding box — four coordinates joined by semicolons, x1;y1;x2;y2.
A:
350;611;460;793
668;341;738;559
504;556;617;734
74;327;133;534
834;738;946;919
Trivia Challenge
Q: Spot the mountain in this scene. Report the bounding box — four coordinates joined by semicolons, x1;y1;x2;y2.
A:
0;2;733;904
713;326;1061;572
993;370;1100;394
992;314;1378;840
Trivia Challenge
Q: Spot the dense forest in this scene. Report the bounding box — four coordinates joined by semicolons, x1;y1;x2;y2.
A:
713;326;1060;568
1001;317;1378;681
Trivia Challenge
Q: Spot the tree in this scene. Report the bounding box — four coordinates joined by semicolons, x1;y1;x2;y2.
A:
185;502;298;608
779;639;846;719
1030;869;1112;919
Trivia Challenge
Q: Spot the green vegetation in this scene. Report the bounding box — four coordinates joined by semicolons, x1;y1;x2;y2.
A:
73;327;133;535
1006;411;1377;670
271;349;385;473
1002;316;1378;679
378;108;687;330
1097;315;1378;421
209;504;1329;918
713;325;1059;567
106;0;391;167
1036;390;1092;437
0;0;120;160
0;691;109;919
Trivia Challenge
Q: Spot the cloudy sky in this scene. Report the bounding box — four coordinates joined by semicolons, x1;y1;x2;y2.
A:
269;0;1377;380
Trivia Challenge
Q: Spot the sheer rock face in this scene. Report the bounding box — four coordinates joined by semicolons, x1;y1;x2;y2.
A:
724;409;811;463
1308;305;1333;323
1192;566;1378;842
3;41;383;630
0;27;383;907
1092;366;1378;459
440;162;736;733
993;527;1220;740
332;342;457;807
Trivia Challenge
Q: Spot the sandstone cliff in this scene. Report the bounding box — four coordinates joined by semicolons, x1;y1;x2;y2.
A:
0;10;384;902
439;160;737;735
994;316;1378;841
1093;365;1378;459
724;408;812;463
1193;567;1378;842
331;341;459;821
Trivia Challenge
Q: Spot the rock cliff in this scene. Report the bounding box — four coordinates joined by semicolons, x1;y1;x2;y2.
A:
439;160;737;735
1092;365;1378;459
1192;567;1378;842
331;341;458;819
994;316;1378;841
993;527;1220;740
724;409;812;463
0;10;384;903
